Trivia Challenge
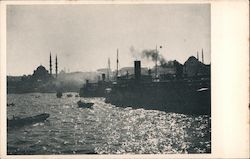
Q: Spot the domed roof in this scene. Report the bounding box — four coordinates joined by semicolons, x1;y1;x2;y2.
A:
34;65;49;75
188;56;197;61
33;65;50;80
184;56;199;65
36;65;47;72
36;65;46;71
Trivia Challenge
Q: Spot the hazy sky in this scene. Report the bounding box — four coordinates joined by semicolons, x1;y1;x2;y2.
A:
7;4;210;76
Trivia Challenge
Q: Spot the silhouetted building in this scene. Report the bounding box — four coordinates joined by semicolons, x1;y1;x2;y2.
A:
183;56;210;78
32;65;51;82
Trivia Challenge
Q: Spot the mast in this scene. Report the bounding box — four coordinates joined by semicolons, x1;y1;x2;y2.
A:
107;58;110;81
155;45;158;78
49;52;52;75
116;49;119;78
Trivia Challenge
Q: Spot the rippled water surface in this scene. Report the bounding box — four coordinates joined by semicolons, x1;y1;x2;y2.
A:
7;93;211;154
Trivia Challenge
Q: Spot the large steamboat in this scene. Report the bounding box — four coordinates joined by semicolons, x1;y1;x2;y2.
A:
80;55;210;115
106;60;210;115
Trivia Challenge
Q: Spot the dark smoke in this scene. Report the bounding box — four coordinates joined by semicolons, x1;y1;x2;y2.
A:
141;49;172;68
141;49;158;62
130;46;174;68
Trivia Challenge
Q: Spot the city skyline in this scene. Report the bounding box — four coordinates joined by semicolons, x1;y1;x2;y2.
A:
7;4;210;76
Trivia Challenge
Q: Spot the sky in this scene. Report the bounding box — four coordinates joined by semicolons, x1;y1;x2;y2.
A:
7;4;210;76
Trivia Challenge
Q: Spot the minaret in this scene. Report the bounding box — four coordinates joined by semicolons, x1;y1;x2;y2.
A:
197;51;199;61
49;52;52;75
202;49;204;63
55;55;58;78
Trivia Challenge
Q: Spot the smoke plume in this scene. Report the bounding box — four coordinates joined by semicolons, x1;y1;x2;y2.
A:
130;46;174;68
141;49;172;68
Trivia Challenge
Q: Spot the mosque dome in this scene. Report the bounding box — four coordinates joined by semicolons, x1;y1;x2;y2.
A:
32;65;50;81
36;65;47;71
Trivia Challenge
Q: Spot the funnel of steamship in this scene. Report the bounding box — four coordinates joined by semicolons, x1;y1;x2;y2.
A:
105;57;211;115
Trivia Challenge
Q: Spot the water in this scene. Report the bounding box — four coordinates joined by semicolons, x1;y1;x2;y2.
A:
7;93;211;154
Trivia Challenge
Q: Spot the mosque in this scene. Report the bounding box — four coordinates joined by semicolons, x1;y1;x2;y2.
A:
31;53;58;82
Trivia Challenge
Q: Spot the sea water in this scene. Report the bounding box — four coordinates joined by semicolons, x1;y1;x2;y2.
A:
7;93;211;154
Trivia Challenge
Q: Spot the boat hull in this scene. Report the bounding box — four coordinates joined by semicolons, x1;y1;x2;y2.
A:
79;81;111;97
7;113;50;128
77;101;94;108
105;80;211;115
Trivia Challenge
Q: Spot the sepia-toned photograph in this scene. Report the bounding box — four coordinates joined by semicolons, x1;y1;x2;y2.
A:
6;3;212;155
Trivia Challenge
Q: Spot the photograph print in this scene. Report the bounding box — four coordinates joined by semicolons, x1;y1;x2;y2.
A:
6;3;211;155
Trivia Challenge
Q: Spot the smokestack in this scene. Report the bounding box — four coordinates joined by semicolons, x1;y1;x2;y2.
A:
134;61;141;81
197;51;199;61
102;73;106;81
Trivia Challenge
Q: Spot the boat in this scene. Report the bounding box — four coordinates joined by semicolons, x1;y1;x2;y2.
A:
7;103;15;107
105;60;211;115
67;94;73;97
7;113;50;128
79;60;112;97
56;91;63;98
79;79;111;97
106;79;210;115
77;100;94;108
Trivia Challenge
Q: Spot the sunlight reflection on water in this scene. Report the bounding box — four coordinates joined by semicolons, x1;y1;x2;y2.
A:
7;93;211;154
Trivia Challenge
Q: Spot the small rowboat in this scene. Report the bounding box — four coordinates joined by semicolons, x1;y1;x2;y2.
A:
7;113;50;128
7;103;15;107
77;100;94;109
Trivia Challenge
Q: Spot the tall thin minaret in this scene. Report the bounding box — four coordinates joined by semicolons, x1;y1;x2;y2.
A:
55;55;58;78
197;51;199;61
202;49;204;63
49;52;52;75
